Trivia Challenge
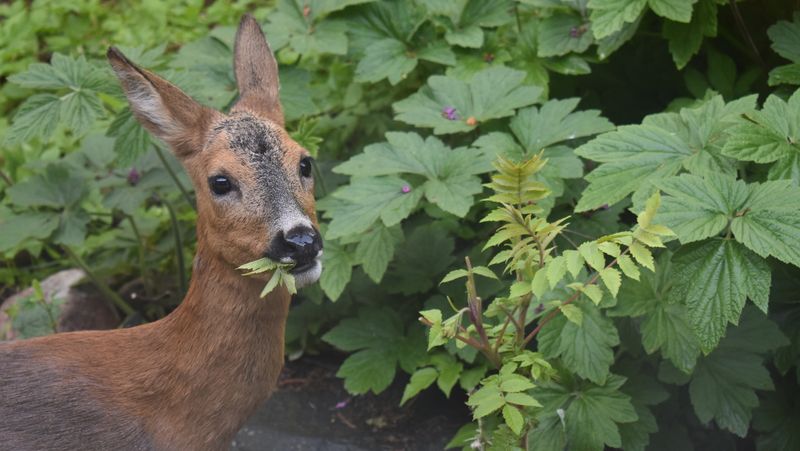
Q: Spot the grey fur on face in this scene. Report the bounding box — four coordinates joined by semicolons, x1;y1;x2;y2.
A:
209;113;308;233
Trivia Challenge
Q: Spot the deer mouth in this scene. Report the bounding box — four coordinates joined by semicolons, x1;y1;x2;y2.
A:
290;259;318;274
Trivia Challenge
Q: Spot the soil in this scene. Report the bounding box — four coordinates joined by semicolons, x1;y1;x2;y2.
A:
232;355;470;451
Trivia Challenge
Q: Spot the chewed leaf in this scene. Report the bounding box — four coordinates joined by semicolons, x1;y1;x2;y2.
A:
239;257;297;297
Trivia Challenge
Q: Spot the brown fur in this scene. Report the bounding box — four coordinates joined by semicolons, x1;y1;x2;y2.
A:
0;15;315;450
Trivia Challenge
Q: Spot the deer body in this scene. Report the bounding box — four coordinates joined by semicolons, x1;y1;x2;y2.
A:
0;15;321;450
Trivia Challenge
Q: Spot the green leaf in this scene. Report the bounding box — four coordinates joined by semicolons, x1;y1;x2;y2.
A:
537;13;593;58
731;179;800;268
5;94;62;145
322;175;422;239
690;307;788;436
768;12;800;63
538;300;619;384
533;374;638;451
670;239;772;353
662;0;717;68
354;224;397;283
502;405;525;435
108;109;151;166
656;173;748;243
499;375;535;393
468;384;505;418
722;92;800;177
400;367;438;405
393;67;542;134
319;241;353;301
60;90;104;138
560;303;583;325
336;347;397;395
354;38;418;85
599;268;621;298
648;0;696;23
333;133;488;217
577;95;751;211
588;0;647;40
0;212;60;252
613;252;701;372
7;164;86;209
509;98;614;152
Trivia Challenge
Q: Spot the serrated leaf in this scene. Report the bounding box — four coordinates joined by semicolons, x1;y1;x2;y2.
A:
510;98;614;152
670;239;772;352
441;269;469;284
600;268;622;297
564;250;584;278
393;67;542;134
319;242;353;301
663;0;718;68
533;375;638;451
546;256;567;288
538;300;619;384
648;0;695;23
657;173;747;243
505;392;542;407
629;242;654;271
537;13;593;58
579;241;605;271
0;212;60;252
400;367;438;405
768;13;800;63
354;224;397;283
5;94;62;145
502;405;525;435
588;0;647;40
583;284;604;305
560;303;583;325
690;307;788;436
354;38;418;85
617;255;640;280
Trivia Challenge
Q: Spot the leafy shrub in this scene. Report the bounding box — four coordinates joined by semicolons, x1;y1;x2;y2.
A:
2;1;800;449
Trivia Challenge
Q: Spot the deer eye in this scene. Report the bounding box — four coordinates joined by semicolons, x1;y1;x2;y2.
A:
209;175;234;195
299;157;313;178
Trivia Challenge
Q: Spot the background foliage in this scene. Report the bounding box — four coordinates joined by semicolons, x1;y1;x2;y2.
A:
2;0;800;449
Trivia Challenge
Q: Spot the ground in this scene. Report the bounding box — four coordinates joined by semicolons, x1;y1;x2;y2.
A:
232;355;469;451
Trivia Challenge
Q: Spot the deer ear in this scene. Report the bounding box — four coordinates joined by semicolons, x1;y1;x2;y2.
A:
107;47;216;158
231;14;283;126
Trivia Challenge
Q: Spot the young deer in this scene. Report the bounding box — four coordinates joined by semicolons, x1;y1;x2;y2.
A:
0;15;323;450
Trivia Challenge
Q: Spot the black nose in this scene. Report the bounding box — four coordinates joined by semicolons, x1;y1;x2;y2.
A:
268;226;323;265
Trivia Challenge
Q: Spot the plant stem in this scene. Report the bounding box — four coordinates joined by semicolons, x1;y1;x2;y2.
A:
728;0;766;69
127;215;152;296
163;198;188;296
0;169;13;186
63;246;134;316
153;143;195;211
522;249;629;347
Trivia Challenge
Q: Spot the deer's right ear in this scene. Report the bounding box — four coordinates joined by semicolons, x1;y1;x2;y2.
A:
107;47;216;158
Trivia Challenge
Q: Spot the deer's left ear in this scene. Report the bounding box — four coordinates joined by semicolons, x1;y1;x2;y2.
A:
231;14;283;126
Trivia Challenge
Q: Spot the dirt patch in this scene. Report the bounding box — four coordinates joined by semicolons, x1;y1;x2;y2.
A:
233;355;470;450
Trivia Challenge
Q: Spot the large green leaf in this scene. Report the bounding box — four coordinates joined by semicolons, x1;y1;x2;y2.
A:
319;240;353;301
612;252;701;372
334;132;489;216
0;212;60;253
353;223;399;283
722;91;800;185
537;13;593;58
689;307;788;436
532;374;638;451
670;239;771;353
576;95;755;211
767;12;800;63
538;299;619;384
323;308;425;394
393;67;542;134
509;98;614;152
7;164;87;209
587;0;647;40
662;0;717;68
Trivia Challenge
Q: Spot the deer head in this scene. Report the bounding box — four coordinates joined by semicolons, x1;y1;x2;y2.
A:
107;15;323;287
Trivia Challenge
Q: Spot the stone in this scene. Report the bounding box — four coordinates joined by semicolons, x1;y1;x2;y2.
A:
0;269;119;340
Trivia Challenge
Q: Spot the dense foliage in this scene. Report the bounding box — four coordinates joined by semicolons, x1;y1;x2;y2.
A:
2;1;800;449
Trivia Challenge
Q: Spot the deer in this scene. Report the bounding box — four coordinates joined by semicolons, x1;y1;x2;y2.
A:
0;15;323;450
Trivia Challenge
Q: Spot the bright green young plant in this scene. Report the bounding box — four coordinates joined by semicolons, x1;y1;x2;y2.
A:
416;154;674;448
238;258;298;297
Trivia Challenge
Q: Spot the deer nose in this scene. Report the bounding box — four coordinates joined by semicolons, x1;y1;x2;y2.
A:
272;226;323;264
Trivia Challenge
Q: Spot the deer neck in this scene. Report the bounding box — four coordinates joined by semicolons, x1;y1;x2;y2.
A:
128;244;292;445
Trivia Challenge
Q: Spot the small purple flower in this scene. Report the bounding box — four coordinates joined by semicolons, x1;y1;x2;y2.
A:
569;26;586;38
441;106;459;121
401;185;411;194
334;398;350;409
127;168;140;186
